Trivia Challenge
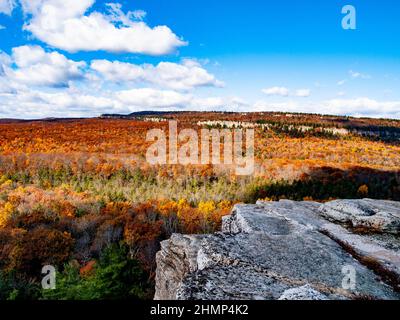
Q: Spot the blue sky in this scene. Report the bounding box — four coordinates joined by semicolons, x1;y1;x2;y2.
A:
0;0;399;118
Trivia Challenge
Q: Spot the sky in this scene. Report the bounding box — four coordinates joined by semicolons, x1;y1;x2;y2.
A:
0;0;399;119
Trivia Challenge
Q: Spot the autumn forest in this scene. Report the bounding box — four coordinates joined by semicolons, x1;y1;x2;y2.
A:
1;111;400;300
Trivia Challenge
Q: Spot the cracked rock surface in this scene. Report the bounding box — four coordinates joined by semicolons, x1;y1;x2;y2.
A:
154;199;400;300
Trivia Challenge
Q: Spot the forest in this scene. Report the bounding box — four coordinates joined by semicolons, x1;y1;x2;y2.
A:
0;112;399;300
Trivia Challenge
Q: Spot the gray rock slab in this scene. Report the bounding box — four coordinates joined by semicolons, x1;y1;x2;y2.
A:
155;200;400;300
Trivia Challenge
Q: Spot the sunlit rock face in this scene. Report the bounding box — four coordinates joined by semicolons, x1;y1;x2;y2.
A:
154;199;400;300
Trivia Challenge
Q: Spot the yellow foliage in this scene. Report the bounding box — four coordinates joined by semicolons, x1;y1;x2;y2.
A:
177;199;190;217
198;201;216;218
0;202;14;227
2;180;12;187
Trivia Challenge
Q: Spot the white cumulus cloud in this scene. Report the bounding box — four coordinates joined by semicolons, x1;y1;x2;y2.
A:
294;89;311;97
3;45;86;87
20;0;187;55
90;59;224;91
262;86;289;96
262;86;311;98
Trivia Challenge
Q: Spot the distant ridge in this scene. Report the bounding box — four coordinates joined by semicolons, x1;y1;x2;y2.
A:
99;110;241;119
100;111;187;119
0;117;86;123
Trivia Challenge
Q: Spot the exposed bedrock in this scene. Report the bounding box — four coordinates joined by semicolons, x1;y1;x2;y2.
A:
154;199;400;300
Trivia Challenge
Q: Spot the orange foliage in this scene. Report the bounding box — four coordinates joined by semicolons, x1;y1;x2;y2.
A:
0;116;399;180
80;260;97;277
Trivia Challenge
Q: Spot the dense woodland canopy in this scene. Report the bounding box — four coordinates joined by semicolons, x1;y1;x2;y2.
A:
0;111;399;299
